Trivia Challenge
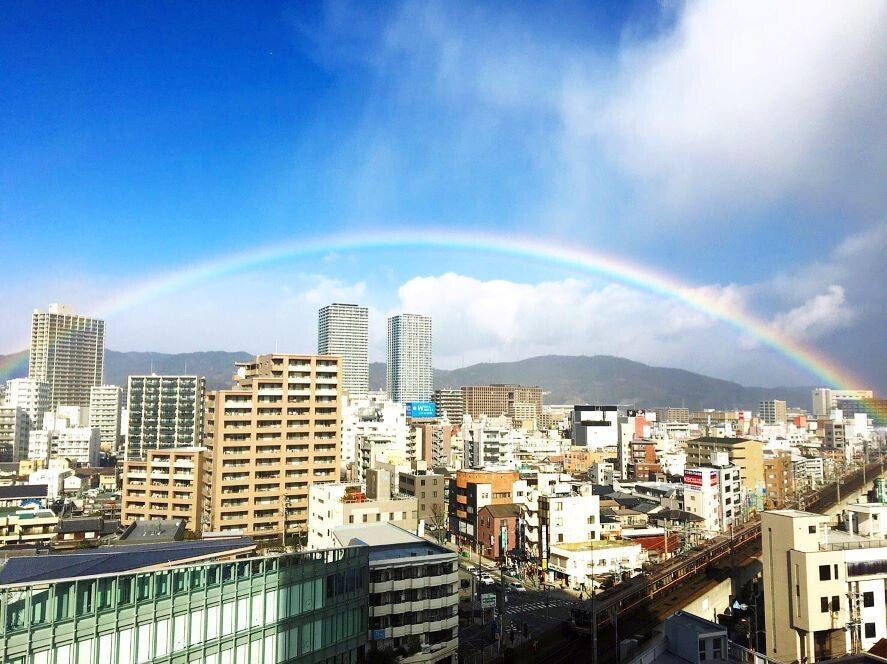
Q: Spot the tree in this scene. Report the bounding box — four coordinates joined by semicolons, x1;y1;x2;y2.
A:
429;503;448;544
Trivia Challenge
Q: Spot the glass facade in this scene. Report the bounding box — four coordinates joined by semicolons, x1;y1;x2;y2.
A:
0;547;368;664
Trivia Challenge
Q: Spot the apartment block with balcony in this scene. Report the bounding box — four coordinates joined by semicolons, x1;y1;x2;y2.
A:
125;375;205;460
122;447;206;532
89;385;123;453
335;522;459;664
203;354;341;541
0;506;59;546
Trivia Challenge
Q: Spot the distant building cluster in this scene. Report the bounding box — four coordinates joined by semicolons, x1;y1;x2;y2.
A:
0;300;884;664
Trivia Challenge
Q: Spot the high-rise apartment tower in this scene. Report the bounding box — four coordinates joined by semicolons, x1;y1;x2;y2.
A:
125;375;205;460
317;303;369;397
29;304;104;408
386;314;432;403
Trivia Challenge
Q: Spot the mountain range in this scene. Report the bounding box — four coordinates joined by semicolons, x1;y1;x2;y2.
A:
0;350;814;410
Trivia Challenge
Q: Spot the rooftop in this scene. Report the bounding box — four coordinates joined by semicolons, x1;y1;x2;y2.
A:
118;519;185;543
332;522;453;563
0;484;48;500
0;537;256;586
552;539;638;552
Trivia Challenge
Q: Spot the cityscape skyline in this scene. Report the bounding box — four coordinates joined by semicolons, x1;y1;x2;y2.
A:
1;2;884;390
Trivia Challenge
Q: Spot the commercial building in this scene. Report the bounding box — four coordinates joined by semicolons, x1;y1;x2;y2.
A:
318;303;369;397
812;389;874;418
89;385;124;453
126;375;206;460
29;303;104;409
461;385;543;422
448;469;523;547
546;539;644;589
0;405;29;462
571;405;619;448
682;454;741;533
476;503;521;560
398;462;447;528
538;490;602;550
122;447;207;532
762;507;887;662
759;399;788;425
306;473;419;550
432;389;464;423
0;540;369;664
335;522;459;663
203;354;341;540
386;314;432;403
685;436;763;493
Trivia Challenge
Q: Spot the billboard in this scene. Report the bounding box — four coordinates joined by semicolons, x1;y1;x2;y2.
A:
406;401;436;418
684;469;718;490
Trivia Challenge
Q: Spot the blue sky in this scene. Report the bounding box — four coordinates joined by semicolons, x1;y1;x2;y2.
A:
1;1;885;390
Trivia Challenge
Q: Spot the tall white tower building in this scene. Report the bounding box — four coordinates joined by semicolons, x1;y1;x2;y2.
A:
386;314;432;403
29;303;104;408
89;385;124;453
317;303;369;397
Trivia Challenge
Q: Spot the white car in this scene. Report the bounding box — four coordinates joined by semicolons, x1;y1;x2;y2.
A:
508;581;527;592
479;574;496;585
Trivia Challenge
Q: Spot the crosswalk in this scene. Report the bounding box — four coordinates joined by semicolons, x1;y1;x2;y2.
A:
505;599;573;615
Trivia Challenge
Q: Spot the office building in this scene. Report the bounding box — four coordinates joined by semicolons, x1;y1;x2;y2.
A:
29;303;104;408
571;405;619;448
432;389;464;423
448;469;524;547
0;540;369;664
0;406;29;462
386;314;432;403
837;398;887;428
812;389;874;418
203;354;341;541
759;399;788;425
126;375;205;460
335;522;458;663
683;453;741;533
306;472;419;550
318;303;369;397
461;384;543;422
122;447;207;532
762;507;887;662
89;385;123;453
652;407;690;423
685;436;763;493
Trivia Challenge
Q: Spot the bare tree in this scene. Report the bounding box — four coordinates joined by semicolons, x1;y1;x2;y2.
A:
429;503;448;544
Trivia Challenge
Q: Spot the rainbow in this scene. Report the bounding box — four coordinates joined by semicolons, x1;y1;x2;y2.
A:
0;229;863;388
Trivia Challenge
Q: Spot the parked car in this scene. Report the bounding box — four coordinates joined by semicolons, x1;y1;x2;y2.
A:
479;574;496;586
508;581;527;592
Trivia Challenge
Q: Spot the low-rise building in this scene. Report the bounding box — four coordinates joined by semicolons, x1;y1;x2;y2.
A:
122;447;206;533
476;503;521;561
335;522;459;663
398;462;447;532
307;472;419;550
547;539;644;589
0;506;58;545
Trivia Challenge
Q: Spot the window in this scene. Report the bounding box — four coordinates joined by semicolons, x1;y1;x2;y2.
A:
863;591;875;607
820;597;829;613
819;565;831;581
831;596;840;611
834;564;839;579
865;623;876;639
809;525;817;534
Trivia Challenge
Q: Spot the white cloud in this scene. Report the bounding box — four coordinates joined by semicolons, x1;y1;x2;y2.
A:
573;0;887;216
771;285;856;341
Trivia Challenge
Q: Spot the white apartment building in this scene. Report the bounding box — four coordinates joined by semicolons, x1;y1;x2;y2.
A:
572;405;619;449
682;453;741;533
386;314;432;403
307;474;419;550
0;405;29;462
357;434;410;484
28;413;100;466
335;523;459;663
89;385;123;453
29;303;104;408
4;378;49;430
341;394;408;470
589;461;615;486
762;507;887;663
547;539;644;589
812;388;874;418
29;459;75;500
539;490;602;546
125;375;205;460
318;303;369;397
462;416;518;468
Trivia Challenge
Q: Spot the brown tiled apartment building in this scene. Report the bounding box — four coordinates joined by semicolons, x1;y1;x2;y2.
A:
202;354;341;541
